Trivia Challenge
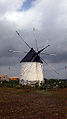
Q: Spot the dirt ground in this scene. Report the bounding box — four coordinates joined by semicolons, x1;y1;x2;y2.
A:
0;87;67;119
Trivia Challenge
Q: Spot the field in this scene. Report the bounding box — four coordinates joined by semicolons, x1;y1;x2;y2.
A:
0;87;67;119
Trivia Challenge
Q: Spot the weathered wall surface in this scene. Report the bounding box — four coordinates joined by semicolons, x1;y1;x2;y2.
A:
20;62;44;83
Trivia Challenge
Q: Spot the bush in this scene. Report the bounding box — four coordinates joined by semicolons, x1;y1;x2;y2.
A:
40;81;46;89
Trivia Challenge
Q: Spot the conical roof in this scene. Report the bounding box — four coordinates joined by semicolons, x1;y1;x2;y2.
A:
20;48;43;63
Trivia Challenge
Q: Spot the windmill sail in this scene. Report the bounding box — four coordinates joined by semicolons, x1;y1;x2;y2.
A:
8;50;27;53
41;53;58;56
40;57;59;74
16;31;31;49
33;28;38;51
37;45;50;54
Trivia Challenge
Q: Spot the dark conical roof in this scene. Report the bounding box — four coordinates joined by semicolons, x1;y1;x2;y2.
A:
20;48;43;63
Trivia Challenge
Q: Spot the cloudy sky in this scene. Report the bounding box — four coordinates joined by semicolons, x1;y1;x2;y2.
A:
0;0;67;79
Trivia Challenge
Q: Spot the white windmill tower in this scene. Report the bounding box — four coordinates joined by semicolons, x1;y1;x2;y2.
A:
8;29;59;85
20;48;44;84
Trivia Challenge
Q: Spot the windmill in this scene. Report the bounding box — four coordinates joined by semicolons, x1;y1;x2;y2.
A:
8;28;59;85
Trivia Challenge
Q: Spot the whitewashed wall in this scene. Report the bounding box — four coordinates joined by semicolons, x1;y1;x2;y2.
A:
20;62;44;83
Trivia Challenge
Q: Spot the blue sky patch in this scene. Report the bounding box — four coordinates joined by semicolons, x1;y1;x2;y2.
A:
18;0;36;11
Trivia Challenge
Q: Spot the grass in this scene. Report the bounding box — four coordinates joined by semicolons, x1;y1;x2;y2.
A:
0;87;67;119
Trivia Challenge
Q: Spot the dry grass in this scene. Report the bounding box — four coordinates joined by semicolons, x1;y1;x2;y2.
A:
0;87;67;119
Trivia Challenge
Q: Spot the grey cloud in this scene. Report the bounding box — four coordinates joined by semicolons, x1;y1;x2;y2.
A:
0;0;67;79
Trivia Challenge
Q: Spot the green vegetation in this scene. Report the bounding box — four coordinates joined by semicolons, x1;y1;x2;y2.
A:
0;80;19;88
40;78;67;89
0;78;67;89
